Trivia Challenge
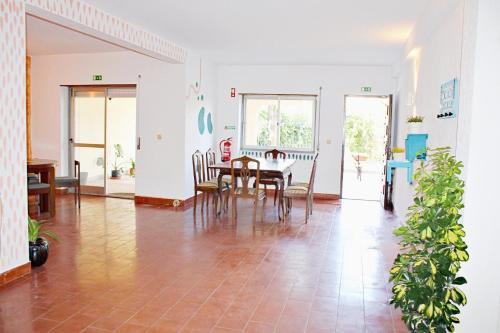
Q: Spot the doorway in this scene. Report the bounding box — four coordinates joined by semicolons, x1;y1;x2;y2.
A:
341;95;392;201
69;86;137;199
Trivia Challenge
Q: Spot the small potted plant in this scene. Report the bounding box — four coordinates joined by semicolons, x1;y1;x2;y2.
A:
111;144;124;179
391;147;405;160
407;115;424;134
28;217;58;267
129;159;135;177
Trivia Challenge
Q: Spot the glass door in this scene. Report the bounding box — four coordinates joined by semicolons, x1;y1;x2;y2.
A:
105;88;136;198
70;88;106;195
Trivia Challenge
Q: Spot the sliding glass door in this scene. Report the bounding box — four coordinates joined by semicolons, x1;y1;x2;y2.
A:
70;88;107;195
69;86;137;197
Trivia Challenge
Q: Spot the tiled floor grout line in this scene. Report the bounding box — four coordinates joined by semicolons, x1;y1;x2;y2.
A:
331;206;343;333
83;234;230;332
267;222;315;333
246;224;307;332
214;219;301;332
141;239;244;332
212;232;287;331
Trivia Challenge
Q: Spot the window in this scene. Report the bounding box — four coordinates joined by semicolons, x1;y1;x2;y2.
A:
241;94;317;151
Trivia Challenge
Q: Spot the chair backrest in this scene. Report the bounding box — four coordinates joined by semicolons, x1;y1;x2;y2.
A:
231;156;260;199
264;149;286;160
205;148;217;180
308;153;319;195
74;160;80;180
192;150;206;188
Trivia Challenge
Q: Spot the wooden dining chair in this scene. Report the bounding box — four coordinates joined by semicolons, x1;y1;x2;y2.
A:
259;149;286;206
192;150;228;213
55;161;81;208
206;148;231;188
283;153;318;223
28;175;53;216
230;156;266;220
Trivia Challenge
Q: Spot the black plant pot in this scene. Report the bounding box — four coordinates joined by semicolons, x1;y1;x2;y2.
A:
29;238;49;267
111;169;121;178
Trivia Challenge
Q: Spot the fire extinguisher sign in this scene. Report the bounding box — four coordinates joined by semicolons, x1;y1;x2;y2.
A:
230;88;236;98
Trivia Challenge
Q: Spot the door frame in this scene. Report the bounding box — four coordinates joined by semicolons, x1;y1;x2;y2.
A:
339;94;393;199
68;84;137;196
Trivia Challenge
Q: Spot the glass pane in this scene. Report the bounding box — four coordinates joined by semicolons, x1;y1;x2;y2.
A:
75;147;105;187
106;95;136;196
279;99;315;150
244;98;279;147
74;94;105;144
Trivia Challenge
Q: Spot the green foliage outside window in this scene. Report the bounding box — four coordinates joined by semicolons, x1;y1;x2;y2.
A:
256;108;313;149
344;115;378;158
390;148;468;333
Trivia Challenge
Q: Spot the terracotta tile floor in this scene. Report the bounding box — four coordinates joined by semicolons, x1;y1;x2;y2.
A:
0;195;409;333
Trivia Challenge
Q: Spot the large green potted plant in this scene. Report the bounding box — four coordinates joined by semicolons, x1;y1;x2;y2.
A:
390;148;468;333
28;217;58;267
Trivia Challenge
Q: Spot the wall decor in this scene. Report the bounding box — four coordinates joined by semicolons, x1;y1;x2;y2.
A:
198;107;205;135
438;78;459;119
207;113;213;134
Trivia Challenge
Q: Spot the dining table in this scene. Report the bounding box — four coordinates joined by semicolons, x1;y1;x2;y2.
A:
209;157;296;216
27;158;57;216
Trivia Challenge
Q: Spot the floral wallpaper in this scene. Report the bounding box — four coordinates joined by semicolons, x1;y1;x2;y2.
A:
0;0;28;273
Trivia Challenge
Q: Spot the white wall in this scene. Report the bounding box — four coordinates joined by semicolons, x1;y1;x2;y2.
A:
458;0;500;331
184;55;217;198
31;51;187;199
215;65;396;195
392;0;465;215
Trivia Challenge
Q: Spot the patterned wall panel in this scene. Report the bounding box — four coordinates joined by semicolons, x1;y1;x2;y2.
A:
26;0;188;63
0;0;29;273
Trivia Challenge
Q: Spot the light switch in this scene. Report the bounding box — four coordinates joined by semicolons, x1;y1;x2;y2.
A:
156;134;163;140
326;139;332;144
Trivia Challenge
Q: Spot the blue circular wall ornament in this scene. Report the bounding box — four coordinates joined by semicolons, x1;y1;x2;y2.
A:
207;113;213;134
198;107;206;135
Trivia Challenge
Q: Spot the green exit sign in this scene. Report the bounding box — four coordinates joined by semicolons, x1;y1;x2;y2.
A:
93;75;103;81
361;86;372;93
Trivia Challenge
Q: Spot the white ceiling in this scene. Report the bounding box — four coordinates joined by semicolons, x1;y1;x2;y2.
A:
82;0;431;65
26;15;124;56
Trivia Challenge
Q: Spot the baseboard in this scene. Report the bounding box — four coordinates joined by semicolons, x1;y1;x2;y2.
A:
313;193;340;201
0;262;31;287
134;196;183;207
135;191;339;209
264;189;340;201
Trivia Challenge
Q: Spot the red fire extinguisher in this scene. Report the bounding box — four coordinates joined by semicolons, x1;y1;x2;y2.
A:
219;137;232;162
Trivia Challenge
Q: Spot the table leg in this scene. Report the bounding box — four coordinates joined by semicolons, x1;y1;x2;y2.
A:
49;166;55;216
40;169;49;213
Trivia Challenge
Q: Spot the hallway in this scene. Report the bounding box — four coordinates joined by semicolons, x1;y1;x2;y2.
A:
0;197;406;332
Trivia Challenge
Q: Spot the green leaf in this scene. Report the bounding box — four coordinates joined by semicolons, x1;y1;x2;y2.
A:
453;277;467;285
425;302;434;318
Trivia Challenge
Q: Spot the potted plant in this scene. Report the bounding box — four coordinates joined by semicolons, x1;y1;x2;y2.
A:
389;148;468;332
391;147;405;160
407;115;424;134
129;158;135;177
28;217;59;267
111;144;124;179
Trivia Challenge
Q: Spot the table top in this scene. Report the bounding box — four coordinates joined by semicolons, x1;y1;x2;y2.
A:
209;158;295;173
27;159;58;167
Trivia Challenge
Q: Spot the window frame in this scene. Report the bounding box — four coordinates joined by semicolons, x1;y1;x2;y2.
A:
240;94;318;153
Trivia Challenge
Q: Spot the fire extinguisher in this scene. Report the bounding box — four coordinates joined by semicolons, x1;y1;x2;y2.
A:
219;137;232;162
